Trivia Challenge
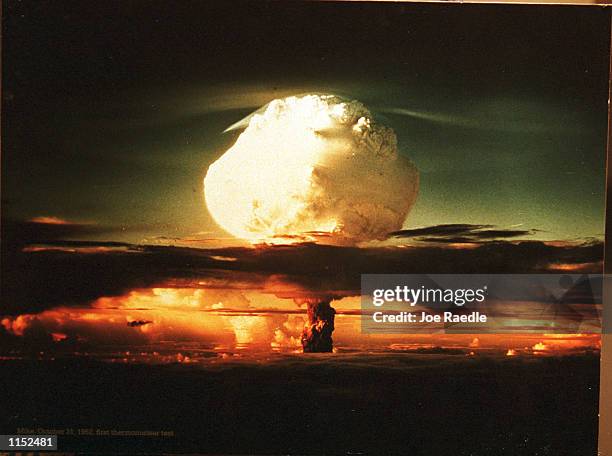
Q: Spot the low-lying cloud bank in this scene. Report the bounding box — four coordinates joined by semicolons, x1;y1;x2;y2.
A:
2;233;602;316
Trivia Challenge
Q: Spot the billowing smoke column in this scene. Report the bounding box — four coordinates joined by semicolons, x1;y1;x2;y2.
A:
204;94;419;245
300;298;336;353
205;94;419;352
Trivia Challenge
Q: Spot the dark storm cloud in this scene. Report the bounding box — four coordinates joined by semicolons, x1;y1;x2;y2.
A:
417;236;479;244
390;224;493;237
1;235;603;316
471;229;535;239
389;224;538;243
1;219;125;245
127;320;153;328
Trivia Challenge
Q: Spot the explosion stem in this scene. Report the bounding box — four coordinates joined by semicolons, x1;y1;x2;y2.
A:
301;300;336;353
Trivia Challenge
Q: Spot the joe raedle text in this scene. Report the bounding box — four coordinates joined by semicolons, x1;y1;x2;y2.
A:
371;311;487;324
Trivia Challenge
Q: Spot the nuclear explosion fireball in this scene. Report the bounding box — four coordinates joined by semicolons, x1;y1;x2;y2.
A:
204;94;419;245
204;94;420;352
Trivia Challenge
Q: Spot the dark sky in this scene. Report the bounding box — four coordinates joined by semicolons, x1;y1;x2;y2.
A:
2;0;610;243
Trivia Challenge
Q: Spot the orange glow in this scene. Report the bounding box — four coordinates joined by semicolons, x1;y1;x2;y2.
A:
547;261;603;272
532;342;549;351
0;283;602;361
1;315;34;336
447;242;481;249
28;216;71;225
22;245;131;254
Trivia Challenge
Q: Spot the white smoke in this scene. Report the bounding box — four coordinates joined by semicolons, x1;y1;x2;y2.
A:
204;94;419;244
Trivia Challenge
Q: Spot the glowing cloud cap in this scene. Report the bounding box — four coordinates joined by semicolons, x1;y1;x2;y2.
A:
204;94;419;244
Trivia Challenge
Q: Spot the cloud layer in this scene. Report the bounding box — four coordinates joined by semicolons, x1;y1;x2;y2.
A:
389;223;539;244
1;232;602;316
